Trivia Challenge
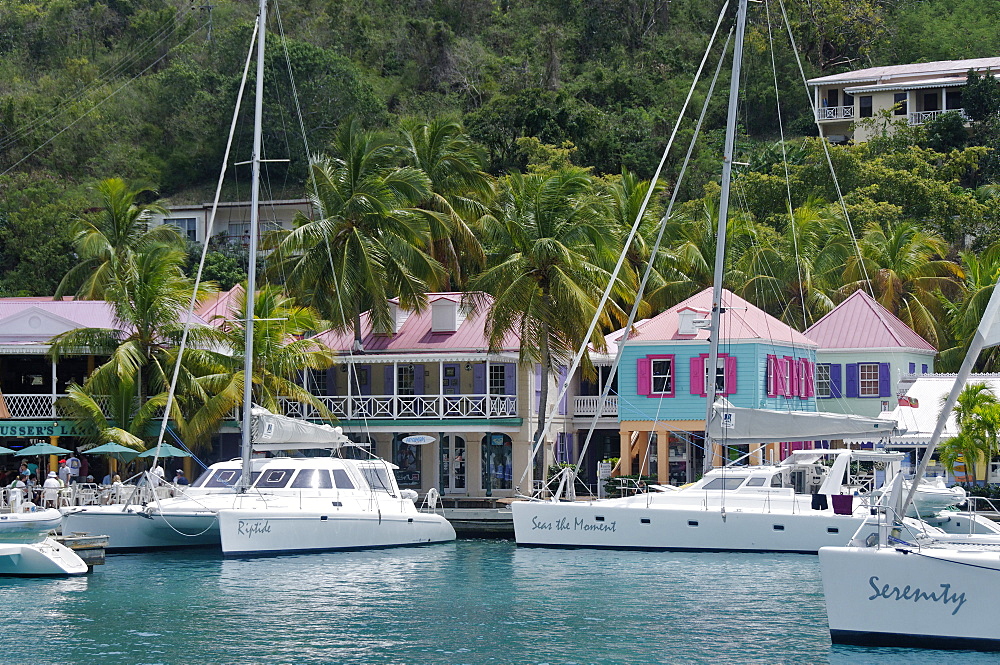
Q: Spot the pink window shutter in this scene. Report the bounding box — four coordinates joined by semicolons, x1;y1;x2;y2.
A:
805;361;816;397
767;355;777;398
636;358;651;396
690;356;705;395
724;356;737;394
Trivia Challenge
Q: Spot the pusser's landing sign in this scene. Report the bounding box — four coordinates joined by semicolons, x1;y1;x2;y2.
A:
0;421;95;437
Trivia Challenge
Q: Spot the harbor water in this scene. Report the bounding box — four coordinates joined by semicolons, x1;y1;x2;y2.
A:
1;540;996;664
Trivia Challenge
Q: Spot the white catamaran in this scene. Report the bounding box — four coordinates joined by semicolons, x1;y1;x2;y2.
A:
62;0;455;554
819;244;1000;651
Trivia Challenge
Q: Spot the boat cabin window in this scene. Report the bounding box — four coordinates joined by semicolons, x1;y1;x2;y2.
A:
771;474;783;488
745;478;766;487
701;477;745;490
332;469;355;490
360;465;395;493
254;469;294;489
201;469;242;488
290;469;334;489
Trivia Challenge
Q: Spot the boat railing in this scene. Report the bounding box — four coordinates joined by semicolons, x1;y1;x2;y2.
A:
962;495;1000;515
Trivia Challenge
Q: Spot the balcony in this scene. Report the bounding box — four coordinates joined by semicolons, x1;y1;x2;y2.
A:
909;108;969;125
572;395;618;417
279;394;518;420
1;393;519;422
816;105;855;121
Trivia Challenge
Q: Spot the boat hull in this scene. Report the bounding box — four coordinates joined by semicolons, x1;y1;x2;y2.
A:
0;538;88;576
217;508;456;555
62;506;220;550
820;545;1000;650
511;500;889;553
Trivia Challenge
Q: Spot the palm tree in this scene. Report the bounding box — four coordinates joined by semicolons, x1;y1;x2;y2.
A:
939;243;1000;371
270;118;445;351
734;199;851;329
51;244;214;449
467;168;632;461
598;169;674;312
55;178;179;299
395;116;493;287
839;220;963;348
939;383;1000;484
178;285;335;443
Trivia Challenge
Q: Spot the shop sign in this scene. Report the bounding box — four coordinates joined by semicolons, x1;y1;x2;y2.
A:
0;421;95;437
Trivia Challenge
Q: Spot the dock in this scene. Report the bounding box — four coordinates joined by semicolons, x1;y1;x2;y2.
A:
55;533;108;568
430;497;514;537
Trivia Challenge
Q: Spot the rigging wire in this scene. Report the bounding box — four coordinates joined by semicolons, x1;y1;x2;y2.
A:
1;18;211;177
774;0;876;300
0;5;204;154
570;27;735;491
518;0;734;491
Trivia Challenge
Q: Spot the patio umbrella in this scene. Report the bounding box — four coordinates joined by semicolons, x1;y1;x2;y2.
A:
137;443;191;458
0;446;16;455
83;442;141;463
16;443;72;456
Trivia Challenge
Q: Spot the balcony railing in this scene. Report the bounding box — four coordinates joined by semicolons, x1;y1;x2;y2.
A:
816;105;855;121
2;393;520;421
278;394;519;420
909;108;969;125
573;395;619;417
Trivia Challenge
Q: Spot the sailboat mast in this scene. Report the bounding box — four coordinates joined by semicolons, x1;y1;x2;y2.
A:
239;0;268;491
703;0;748;474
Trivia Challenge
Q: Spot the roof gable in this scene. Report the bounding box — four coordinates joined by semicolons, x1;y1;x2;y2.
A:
627;289;816;347
0;302;118;344
805;290;936;352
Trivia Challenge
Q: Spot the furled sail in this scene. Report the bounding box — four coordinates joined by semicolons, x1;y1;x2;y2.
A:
707;399;897;445
250;407;351;450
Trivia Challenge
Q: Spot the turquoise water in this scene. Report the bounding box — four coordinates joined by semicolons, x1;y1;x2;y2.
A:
1;540;996;664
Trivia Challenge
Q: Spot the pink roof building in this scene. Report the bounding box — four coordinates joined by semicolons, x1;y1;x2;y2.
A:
804;290;936;417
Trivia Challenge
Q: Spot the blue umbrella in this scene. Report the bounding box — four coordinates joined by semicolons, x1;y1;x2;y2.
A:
16;443;72;456
137;443;191;458
0;446;16;455
83;442;141;463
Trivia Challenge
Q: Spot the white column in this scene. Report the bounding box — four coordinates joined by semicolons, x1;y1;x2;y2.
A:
51;356;58;417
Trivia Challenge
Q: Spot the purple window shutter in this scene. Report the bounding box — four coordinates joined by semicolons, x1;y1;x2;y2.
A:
637;358;651;396
504;363;516;395
922;364;928;374
845;363;859;398
690;356;704;395
473;363;487;394
767;355;777;397
414;365;425;395
558;366;568;415
908;362;916;374
358;364;371;396
830;364;842;398
384;365;395;394
724;356;737;395
878;362;891;397
534;364;541;410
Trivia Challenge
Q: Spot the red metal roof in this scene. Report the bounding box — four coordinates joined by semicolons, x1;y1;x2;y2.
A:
627;289;817;346
313;292;519;354
804;290;936;351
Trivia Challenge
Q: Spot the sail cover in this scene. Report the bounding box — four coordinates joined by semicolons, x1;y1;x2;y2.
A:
707;400;897;445
251;407;351;450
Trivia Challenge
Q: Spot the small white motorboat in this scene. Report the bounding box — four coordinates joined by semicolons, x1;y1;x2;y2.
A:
0;507;88;576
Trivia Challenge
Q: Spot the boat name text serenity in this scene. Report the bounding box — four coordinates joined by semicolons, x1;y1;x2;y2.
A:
867;576;968;615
